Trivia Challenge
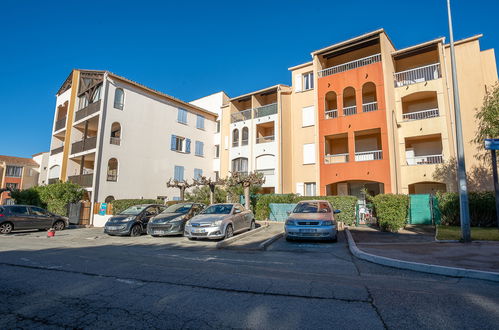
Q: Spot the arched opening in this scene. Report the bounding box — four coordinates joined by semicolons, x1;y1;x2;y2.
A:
107;158;118;182
408;182;446;194
326;180;384;198
232;129;239;147
48;165;61;184
104;195;115;203
110;122;121;145
342;87;356;116
362;82;378;112
325;91;338;119
241;127;249;146
114;88;124;110
231;157;248;175
401;91;439;121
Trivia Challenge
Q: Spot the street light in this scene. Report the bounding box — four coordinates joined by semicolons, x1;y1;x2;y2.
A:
446;0;471;242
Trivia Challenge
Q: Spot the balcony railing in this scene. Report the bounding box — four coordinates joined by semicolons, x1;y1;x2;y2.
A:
256;135;275;144
107;173;118;182
355;150;382;162
324;153;349;164
343;105;357;116
325;109;338;119
232;140;239;148
71;136;97;154
74;100;101;122
318;54;382;78
362;102;378;113
110;137;121;145
50;146;64;155
68;173;93;188
394;63;441;87
231;109;252;123
54;116;67;131
255;168;275;176
254;103;278;118
241;139;248;146
406;154;443;165
402;108;439;121
48;178;59;184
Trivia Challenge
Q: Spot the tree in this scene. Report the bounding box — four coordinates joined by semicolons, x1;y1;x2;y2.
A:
433;157;494;192
192;176;226;204
166;179;194;201
225;171;265;209
473;83;499;161
185;185;227;205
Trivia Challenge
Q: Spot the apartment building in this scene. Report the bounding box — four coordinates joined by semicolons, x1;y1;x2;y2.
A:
46;70;218;209
0;155;41;205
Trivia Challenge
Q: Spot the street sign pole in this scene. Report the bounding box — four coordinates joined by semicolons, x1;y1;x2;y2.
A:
486;140;499;229
447;0;471;242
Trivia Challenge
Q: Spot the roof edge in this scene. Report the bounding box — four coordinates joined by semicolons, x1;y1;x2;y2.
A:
311;28;385;56
288;61;313;71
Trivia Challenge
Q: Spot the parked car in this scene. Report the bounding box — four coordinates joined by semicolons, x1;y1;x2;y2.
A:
104;204;165;237
284;200;340;242
0;205;68;234
147;202;205;236
184;203;255;240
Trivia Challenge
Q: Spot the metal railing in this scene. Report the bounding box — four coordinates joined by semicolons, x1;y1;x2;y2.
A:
343;105;357;116
325;109;338;119
362;102;378;113
318;54;381;78
394;63;441;87
74;100;101;122
48;178;59;184
406;154;443;165
71;136;97;154
54;116;67;131
241;139;248;146
256;135;275;144
50;146;64;155
232;140;239;147
402;108;439;121
107;173;118;182
254;103;278;118
355;150;382;162
230;109;252;123
68;173;93;188
255;168;275;175
110;137;121;145
324;153;349;164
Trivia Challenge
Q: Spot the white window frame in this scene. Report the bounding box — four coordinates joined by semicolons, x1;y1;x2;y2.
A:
303;143;316;165
303;72;314;91
304;182;316;196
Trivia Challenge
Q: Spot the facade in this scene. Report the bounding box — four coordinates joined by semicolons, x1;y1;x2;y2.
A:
0;155;41;205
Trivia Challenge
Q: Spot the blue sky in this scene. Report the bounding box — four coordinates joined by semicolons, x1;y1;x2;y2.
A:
1;0;498;158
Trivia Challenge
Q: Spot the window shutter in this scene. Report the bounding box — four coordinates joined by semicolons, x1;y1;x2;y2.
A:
295;74;302;92
186;139;191;153
302;106;315;127
199;142;204;156
296;182;304;196
303;143;316;164
179;166;184;181
170;135;176;150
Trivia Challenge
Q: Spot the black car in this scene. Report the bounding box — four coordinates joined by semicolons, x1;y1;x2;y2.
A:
104;204;165;237
0;205;68;234
147;203;205;237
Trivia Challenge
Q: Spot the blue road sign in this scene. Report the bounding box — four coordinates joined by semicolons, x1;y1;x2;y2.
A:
485;139;499;150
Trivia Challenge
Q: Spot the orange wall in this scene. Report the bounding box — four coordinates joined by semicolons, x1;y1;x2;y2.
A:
317;61;392;194
1;177;22;203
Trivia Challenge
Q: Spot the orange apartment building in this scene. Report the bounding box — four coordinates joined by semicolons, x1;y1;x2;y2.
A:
0;155;42;205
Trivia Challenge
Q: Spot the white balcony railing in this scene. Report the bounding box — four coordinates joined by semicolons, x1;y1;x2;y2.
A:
110;137;121;145
394;63;441;87
355;150;382;162
324;153;349;164
362;102;378;113
402;108;439;121
256;135;275;144
343;105;357;116
256;168;275;176
325;109;338;119
406;154;443;165
318;54;382;78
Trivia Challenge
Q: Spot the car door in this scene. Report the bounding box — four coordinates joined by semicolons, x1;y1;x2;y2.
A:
232;204;245;232
141;206;158;228
8;206;32;229
29;207;54;229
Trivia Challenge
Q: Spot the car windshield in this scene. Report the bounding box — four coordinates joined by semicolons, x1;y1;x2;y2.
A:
293;202;320;213
162;203;193;214
120;205;148;215
201;204;233;215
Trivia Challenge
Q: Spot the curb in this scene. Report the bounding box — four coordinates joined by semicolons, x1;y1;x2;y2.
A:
259;232;284;251
345;228;499;283
216;224;269;249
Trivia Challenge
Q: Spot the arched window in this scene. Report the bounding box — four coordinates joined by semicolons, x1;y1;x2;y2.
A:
231;157;248;174
362;82;378;112
325;91;338;119
114;88;124;110
105;196;115;203
110;122;121;145
232;128;239;147
107;158;118;182
241;127;249;146
342;87;356;116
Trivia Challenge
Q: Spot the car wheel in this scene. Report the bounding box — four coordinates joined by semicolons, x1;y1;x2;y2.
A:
130;225;142;237
224;224;234;240
249;220;256;231
331;236;338;243
53;221;65;231
0;222;13;234
188;237;197;241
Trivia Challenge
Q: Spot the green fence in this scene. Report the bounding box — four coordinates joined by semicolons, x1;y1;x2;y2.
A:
409;194;440;225
269;203;296;222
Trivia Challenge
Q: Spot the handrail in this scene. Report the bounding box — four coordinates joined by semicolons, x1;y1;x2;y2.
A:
256;135;275;144
355;150;382;162
362;101;378;113
402;108;439;121
406;154;443;165
343;105;357;116
325;109;338;119
318;54;381;78
394;63;441;87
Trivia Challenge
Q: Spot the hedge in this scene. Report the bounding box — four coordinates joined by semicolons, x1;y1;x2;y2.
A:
371;194;409;232
110;199;163;215
436;191;497;227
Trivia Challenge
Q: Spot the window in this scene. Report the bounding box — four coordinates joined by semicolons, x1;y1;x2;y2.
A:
232;157;248;174
304;183;316;196
216;120;221;133
195;141;204;157
107;158;118;182
78;95;88;110
6;183;18;190
232;129;239;147
171;135;190;153
10;206;29;215
177;108;188;124
241;127;249;146
30;207;48;216
6;166;22;177
92;84;102;103
303;72;314;90
303;143;316;164
302;106;315;127
194;168;203;180
214;171;219;181
114;88;124;110
174;165;184;181
196;115;205;130
214;145;220;158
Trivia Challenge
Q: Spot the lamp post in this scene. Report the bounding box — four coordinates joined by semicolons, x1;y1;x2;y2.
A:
447;0;471;242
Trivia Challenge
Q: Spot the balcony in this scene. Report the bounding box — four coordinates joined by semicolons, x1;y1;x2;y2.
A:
325;109;338;119
402;108;439;121
343;105;357;116
256;135;275;144
325;153;349;164
394;63;441;87
71;137;97;154
355;150;382;162
254;103;277;118
50;146;64;155
48;178;58;184
362;102;378;113
354;129;383;162
68;173;93;188
318;54;381;78
110;137;121;145
406;154;443;165
405;134;443;166
54;116;67;131
74;100;101;122
231;109;252;123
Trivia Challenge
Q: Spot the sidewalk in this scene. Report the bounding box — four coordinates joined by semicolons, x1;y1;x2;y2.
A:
223;222;284;250
349;226;499;274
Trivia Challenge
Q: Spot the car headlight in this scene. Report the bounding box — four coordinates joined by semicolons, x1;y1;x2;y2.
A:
123;216;136;222
186;220;191;226
213;220;222;226
321;220;334;226
285;220;295;226
170;216;184;223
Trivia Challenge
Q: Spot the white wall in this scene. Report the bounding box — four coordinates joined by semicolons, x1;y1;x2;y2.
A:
32;152;49;185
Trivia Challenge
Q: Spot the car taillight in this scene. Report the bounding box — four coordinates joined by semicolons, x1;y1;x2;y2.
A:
0;214;4;217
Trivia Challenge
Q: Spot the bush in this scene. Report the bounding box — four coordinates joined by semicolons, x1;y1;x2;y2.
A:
9;188;45;208
110;199;162;215
371;194;409;232
437;191;497;227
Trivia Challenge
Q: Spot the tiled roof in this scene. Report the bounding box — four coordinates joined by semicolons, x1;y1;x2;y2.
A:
0;155;38;167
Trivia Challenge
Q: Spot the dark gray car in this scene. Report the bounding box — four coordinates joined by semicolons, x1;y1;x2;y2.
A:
0;205;69;234
104;204;165;237
147;203;205;237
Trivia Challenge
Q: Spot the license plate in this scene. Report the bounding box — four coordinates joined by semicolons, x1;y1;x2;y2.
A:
192;228;206;233
299;229;317;233
107;226;121;230
154;230;167;235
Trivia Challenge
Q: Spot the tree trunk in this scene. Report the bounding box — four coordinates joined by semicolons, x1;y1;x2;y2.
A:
180;186;185;201
209;184;215;205
244;185;250;210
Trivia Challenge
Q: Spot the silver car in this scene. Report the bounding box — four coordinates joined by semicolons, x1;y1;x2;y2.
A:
184;203;255;240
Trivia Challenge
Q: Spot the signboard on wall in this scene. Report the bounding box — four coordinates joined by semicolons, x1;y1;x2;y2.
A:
485;139;499;150
99;203;107;216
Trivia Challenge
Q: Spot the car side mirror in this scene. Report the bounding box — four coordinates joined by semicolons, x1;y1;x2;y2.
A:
234;209;241;214
333;209;341;214
286;211;291;216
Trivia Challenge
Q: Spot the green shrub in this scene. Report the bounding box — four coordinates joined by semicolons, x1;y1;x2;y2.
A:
371;194;409;232
110;199;162;215
437;191;496;227
9;188;45;208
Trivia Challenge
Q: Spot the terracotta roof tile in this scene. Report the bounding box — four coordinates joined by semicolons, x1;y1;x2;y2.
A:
0;155;38;167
